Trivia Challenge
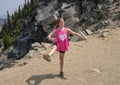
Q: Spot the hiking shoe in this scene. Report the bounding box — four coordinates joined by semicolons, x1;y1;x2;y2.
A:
43;54;51;62
60;71;64;78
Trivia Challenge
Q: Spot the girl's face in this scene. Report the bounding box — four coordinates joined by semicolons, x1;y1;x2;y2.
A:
58;18;65;28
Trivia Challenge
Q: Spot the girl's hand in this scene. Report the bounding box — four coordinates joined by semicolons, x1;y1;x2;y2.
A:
82;37;89;42
51;38;55;43
78;36;88;41
82;36;88;40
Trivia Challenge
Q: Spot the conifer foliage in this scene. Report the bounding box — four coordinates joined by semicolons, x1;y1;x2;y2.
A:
0;0;36;49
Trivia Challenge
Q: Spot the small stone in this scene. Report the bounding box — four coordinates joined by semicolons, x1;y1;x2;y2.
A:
90;68;101;73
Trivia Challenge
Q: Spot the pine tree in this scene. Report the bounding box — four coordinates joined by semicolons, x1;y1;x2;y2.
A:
0;0;37;49
7;11;11;31
18;6;22;19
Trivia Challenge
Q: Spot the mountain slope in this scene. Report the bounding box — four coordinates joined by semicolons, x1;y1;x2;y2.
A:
0;28;120;85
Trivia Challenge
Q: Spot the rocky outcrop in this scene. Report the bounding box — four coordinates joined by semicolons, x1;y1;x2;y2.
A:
8;23;47;59
0;39;4;54
0;0;120;70
7;0;83;60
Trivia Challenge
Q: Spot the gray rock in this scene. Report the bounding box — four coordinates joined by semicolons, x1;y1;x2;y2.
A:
104;0;113;5
0;39;4;53
85;17;95;26
85;29;93;35
92;20;111;32
97;4;104;10
0;64;4;70
8;24;47;59
35;0;57;22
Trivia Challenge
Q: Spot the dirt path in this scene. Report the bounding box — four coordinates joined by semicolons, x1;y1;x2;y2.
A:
0;28;120;85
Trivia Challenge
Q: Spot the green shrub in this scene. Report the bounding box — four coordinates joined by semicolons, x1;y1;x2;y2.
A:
3;34;15;49
93;9;106;23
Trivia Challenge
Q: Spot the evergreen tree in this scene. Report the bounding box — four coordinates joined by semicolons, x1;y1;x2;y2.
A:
0;0;36;49
7;11;11;31
18;6;22;19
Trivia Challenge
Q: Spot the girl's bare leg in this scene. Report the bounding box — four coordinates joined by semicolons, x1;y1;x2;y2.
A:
43;45;57;62
48;45;57;56
59;52;65;72
59;52;65;78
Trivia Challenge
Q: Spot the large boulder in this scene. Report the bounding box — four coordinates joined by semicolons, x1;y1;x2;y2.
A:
8;24;47;59
35;0;58;23
104;0;113;5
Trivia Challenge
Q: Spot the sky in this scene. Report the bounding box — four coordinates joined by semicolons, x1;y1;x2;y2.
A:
0;0;27;17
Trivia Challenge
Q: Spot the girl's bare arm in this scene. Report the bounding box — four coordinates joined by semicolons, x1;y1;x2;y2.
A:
67;28;87;40
48;30;56;42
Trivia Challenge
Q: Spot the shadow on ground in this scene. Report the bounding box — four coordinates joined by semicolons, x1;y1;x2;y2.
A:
26;73;60;85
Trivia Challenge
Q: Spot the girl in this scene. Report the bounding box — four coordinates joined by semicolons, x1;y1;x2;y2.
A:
43;18;87;78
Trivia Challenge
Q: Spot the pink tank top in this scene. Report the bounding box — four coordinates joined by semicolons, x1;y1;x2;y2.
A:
55;27;69;51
